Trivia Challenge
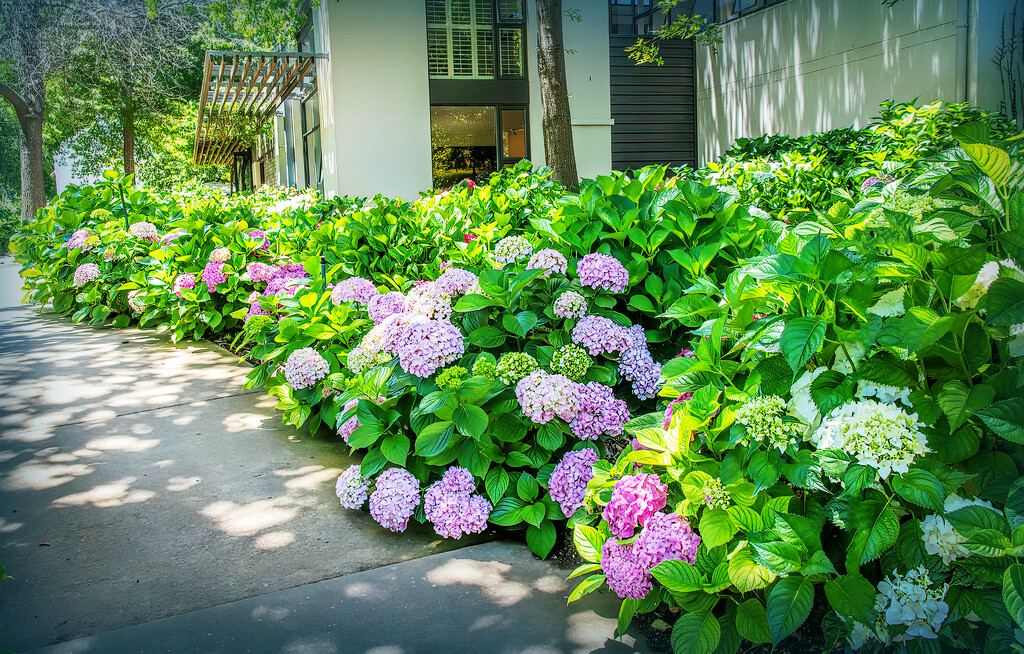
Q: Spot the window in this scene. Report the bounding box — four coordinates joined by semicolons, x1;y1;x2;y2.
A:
297;20;323;192
426;0;525;80
715;0;788;22
610;0;717;35
430;105;527;188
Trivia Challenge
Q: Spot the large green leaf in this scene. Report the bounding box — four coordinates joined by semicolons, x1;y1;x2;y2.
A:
734;598;772;644
1003;564;1024;629
985;278;1024;326
851;498;900;566
824;575;877;625
526;520;556;558
891;469;946;512
977;399;1024;443
414;421;454;456
651;559;705;593
728;547;776;592
902;307;953;354
780;317;826;374
961;142;1012;188
766;576;814;644
671;610;721;654
937;381;994;431
699;509;737;548
573;524;604;563
452;404;488;439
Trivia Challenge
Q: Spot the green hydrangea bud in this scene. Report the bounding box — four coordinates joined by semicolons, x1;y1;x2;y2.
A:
244;315;273;334
90;208;112;220
471;354;496;380
702;478;730;510
436;366;468;391
549;344;592;381
495;352;539;385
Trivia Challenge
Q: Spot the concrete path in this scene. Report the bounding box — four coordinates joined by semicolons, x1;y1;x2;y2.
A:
0;259;648;654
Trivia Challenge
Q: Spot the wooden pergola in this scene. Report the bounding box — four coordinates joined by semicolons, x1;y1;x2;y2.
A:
192;50;324;167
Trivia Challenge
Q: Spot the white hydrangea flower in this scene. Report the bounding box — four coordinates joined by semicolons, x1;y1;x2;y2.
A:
856;380;912;405
735;395;802;451
920;515;969;565
832;340;867;374
876;566;949;641
847;621;880;650
955;259;1023;309
788;366;827;427
811;400;927;479
869;287;906;318
943;493;997;513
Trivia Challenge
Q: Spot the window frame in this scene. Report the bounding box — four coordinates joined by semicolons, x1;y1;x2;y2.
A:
428;103;529;188
714;0;790;24
426;0;526;81
296;18;323;191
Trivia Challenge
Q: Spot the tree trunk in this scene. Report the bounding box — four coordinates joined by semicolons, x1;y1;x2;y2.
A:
121;106;136;178
18;113;46;222
535;0;578;189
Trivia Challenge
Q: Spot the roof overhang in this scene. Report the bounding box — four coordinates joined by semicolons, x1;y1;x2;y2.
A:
193;50;325;166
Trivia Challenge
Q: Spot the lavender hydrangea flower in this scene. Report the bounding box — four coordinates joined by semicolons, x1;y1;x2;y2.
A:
549;449;599;517
246;262;275;283
527;248;568;276
571;315;627;355
338;398;360;443
553;291;588;320
494;235;533;265
248;229;271;251
128;221;158;241
515;371;580;424
407;281;452;320
602;473;668;538
283;347;329;389
68;229;91;249
577;253;629;293
335;465;371;509
369;467;420;532
394;319;465;378
619;348;663;400
435;268;479;296
209;247;231;263
73;263;100;286
161;230;187;245
633;512;701;569
201;262;228;293
331;276;379;306
367;292;408;323
173;273;196;297
423;467;491;539
570;382;629;440
601;539;652;600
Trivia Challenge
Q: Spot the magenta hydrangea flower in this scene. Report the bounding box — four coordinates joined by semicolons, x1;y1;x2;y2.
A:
369;468;420;532
554;291;588;320
173;272;196;297
331;276;379;306
423;467;492;539
367;292;408;323
549;449;599;517
128;221;158;241
602;473;668;538
571;315;627;355
248;229;271;251
570;382;629;440
200;262;228;292
394;319;465;377
245;295;271;321
577;253;629;293
633;512;701;569
209;247;231;263
73;262;100;286
435;268;479;296
662;393;693;428
335;465;371;509
338;398;360;443
527;248;568;276
246;262;275;283
515;371;580;424
68;229;90;249
407;281;452;320
601;539;652;600
283;347;329;390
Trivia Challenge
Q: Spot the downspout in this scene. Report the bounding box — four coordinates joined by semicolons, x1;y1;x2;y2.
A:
966;0;979;103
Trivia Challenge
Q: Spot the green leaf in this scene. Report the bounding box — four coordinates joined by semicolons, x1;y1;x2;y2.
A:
573;524;605;564
650;559;705;593
977;399;1024;443
1006;478;1024;530
947;505;1010;538
891;469;945;512
1003;564;1024;629
728;547;776;592
699;509;737;549
567;574;606;603
766;576;814;644
489;496;526;526
780;317;826;374
938;381;995;430
517;473;540;503
748;450;781;495
985;278;1024;326
521;502;545;527
902;307;953;355
484;466;510;504
751;541;803;575
454;294;500;311
467;325;506;348
380;433;410;466
851;498;899;566
526;520;556;558
452;404;489;439
734;598;772;644
961;142;1013;187
671;610;721;654
856;352;918;387
414;421;454;456
809;370;853;417
825;575;877;625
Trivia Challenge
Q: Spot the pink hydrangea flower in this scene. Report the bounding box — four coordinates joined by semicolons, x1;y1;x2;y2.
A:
407;281;452;320
619;347;663;400
394;319;464;377
633;512;701;569
515;371;580;424
209;247;230;263
527;249;568;276
201;262;228;292
602;473;668;538
247;262;275;283
73;263;100;286
335;465;371;509
68;229;90;249
553;291;588;320
577;253;629;293
338;398;360;443
367;292;408;323
549;449;599;517
369;468;420;532
423;467;491;539
571;315;627;355
283;347;329;390
435;268;478;296
248;229;271;252
601;539;652;600
128;221;158;241
570;382;629;440
331;276;379;306
173;273;196;297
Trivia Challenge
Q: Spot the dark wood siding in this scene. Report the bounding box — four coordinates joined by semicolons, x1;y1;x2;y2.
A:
609;36;697;171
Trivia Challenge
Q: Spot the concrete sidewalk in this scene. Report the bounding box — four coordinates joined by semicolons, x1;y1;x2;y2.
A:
0;258;648;654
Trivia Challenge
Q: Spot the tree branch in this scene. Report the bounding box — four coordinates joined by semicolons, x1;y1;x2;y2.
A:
0;82;30;118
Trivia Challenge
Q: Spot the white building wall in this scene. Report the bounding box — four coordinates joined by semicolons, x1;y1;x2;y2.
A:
695;0;1009;164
